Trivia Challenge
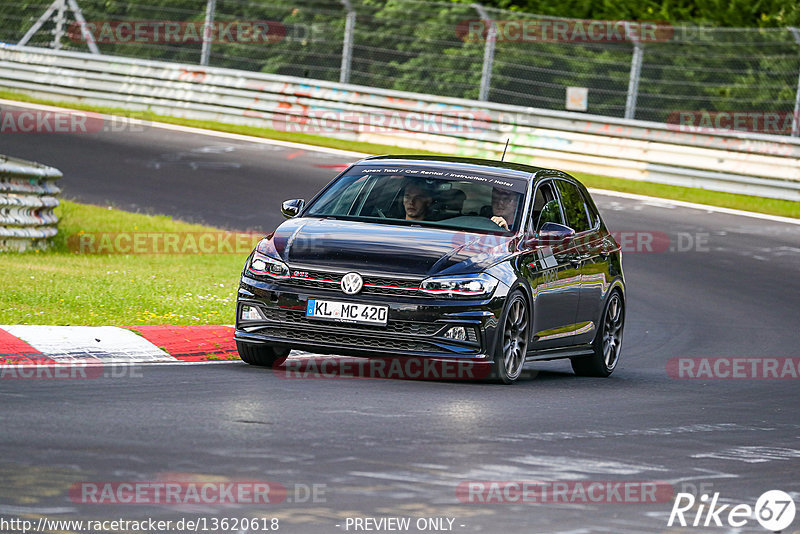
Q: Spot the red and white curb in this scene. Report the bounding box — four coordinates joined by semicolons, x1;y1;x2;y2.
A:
0;325;240;366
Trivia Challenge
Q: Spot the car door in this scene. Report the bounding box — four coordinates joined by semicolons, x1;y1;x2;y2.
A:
520;179;582;351
553;179;602;346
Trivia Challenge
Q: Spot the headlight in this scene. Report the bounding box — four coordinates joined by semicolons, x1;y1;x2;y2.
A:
419;273;498;298
247;251;289;279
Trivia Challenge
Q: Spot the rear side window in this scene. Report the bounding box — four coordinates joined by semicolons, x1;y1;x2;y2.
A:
555;180;591;233
580;188;601;229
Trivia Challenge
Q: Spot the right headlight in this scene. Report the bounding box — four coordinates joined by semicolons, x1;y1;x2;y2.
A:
419;273;498;298
247;251;289;279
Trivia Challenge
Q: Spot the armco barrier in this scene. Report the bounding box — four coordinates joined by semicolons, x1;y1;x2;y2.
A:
0;45;799;201
0;154;61;251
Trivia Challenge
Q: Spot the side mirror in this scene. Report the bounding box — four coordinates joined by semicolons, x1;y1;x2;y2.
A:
538;222;575;240
281;199;305;219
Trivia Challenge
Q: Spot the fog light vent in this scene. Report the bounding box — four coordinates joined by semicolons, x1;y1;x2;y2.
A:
241;305;264;321
444;326;476;342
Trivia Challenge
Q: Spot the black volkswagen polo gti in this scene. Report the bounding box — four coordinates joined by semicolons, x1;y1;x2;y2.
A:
234;155;625;383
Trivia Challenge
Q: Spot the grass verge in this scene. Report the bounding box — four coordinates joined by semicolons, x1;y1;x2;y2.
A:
0;201;251;326
1;89;797;219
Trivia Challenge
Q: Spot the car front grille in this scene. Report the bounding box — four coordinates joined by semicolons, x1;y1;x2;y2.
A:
281;270;421;297
254;325;439;353
259;307;442;336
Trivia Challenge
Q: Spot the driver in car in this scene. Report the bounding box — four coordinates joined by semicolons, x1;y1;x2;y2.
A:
403;179;434;221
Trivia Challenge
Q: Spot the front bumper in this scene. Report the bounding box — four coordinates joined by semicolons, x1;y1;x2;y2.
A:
234;274;508;362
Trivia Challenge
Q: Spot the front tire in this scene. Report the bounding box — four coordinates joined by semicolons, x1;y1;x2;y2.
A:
236;341;289;367
491;291;529;384
571;290;624;377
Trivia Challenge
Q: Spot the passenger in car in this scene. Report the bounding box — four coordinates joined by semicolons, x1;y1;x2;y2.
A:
488;187;518;230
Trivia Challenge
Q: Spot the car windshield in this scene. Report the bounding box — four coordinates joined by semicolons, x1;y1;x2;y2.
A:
304;166;529;233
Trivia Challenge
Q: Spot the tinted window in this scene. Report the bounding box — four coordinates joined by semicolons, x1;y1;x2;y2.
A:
529;181;563;231
304;168;529;233
580;188;601;229
555;180;591;233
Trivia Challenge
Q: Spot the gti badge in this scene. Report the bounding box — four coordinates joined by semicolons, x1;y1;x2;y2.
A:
341;272;363;295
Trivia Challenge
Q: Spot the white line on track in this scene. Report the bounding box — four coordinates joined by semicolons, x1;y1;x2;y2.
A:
2;98;797;225
589;188;800;226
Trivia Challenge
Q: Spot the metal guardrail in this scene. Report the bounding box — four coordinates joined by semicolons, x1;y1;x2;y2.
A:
0;154;61;251
0;45;799;201
5;0;800;128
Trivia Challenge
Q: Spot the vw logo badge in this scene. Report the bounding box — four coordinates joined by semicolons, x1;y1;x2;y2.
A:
341;272;363;295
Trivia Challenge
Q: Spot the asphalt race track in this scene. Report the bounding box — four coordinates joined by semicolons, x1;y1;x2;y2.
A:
2;104;800;533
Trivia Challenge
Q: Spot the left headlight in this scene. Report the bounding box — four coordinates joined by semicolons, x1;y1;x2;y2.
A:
247;251;289;279
419;273;499;298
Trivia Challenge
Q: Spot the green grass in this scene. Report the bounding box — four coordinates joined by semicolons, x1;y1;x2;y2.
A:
0;201;254;326
1;89;798;220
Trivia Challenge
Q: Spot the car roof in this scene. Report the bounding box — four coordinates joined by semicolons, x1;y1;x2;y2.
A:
356;155;560;182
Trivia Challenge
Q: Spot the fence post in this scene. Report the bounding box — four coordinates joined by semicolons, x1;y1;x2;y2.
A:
624;22;643;120
789;27;800;137
472;3;496;102
52;0;67;50
200;0;217;66
340;0;356;84
66;0;100;54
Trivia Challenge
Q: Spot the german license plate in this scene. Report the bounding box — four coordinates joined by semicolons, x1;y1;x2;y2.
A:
306;299;388;325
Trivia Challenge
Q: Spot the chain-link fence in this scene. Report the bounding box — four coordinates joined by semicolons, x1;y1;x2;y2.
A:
2;0;800;135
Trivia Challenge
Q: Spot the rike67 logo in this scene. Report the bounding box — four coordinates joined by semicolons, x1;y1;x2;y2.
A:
668;490;796;531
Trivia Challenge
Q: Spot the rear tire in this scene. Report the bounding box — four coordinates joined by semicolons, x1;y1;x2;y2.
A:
571;290;624;377
236;341;289;367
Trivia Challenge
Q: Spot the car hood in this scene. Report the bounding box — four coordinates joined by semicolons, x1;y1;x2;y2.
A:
266;218;516;276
